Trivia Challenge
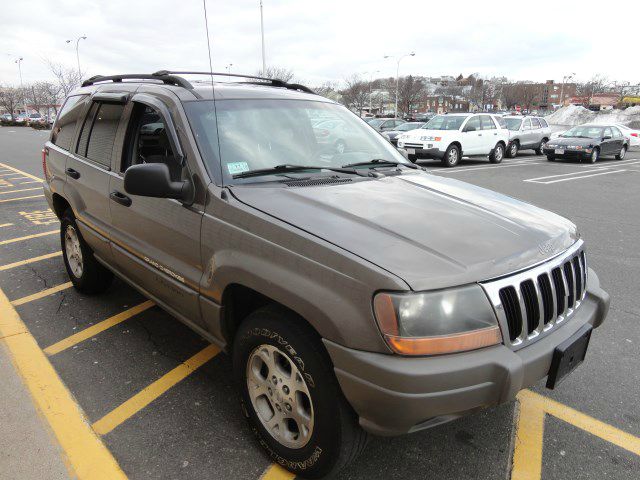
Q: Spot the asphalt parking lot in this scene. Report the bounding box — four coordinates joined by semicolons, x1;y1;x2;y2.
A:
0;126;639;480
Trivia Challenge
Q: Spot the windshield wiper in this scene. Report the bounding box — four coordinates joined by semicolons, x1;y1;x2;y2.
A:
232;164;360;179
341;159;417;169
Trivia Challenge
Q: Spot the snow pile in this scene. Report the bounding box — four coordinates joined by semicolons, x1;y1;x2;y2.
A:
546;105;640;127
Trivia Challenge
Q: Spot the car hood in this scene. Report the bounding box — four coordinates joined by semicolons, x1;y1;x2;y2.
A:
230;172;578;291
402;129;450;139
550;137;597;147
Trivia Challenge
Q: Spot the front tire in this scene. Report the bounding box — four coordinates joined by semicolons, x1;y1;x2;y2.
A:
616;145;627;160
506;142;518;158
535;138;548;155
489;143;504;163
587;148;599;163
233;306;368;478
442;144;460;167
61;209;113;293
546;155;555;161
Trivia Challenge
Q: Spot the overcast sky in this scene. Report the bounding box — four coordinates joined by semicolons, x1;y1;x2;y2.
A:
2;0;638;88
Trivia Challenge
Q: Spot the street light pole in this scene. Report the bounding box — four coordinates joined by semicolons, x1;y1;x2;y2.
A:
226;63;233;80
66;36;87;77
15;57;28;115
384;52;415;118
259;1;266;74
364;70;380;114
559;73;575;108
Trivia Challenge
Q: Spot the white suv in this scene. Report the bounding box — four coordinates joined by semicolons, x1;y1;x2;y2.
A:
397;113;509;167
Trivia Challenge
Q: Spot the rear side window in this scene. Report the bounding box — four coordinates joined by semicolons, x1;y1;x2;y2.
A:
51;95;87;150
539;118;548;128
531;118;541;128
76;102;125;167
480;115;496;130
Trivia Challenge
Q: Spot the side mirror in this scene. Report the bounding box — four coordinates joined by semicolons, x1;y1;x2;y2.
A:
602;136;612;140
124;163;192;202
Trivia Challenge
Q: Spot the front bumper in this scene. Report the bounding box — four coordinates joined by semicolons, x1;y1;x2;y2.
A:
398;146;445;159
324;268;609;436
543;148;592;160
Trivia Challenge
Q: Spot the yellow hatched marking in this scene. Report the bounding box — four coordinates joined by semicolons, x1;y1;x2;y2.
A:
0;194;45;203
17;180;43;185
92;344;220;435
0;230;57;245
0;162;43;181
0;223;14;228
0;287;127;479
11;282;73;307
44;301;154;355
260;464;297;480
0;187;42;195
0;251;62;271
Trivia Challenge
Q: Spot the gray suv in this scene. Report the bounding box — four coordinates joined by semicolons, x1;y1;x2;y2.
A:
43;72;609;479
501;115;552;157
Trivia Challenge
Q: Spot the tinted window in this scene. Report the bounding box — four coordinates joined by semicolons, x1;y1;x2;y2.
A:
531;118;541;128
51;95;87;150
76;102;99;157
85;103;125;167
464;116;481;131
480;115;495;130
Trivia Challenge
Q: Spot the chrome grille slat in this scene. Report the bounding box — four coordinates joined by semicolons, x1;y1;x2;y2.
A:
480;241;587;351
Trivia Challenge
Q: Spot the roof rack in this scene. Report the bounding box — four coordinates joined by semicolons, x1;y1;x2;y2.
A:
82;73;193;89
153;70;315;94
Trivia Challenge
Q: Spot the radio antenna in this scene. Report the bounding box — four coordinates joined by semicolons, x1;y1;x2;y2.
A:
202;0;215;95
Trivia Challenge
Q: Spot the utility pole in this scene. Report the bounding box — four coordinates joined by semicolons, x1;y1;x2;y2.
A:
66;36;87;77
15;57;28;115
364;70;380;114
384;52;415;118
260;1;266;74
559;73;575;109
226;63;233;80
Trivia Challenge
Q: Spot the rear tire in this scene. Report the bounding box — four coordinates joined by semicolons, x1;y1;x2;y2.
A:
489;143;504;163
60;209;113;294
535;138;548;155
615;146;627;160
442;144;460;167
233;306;368;478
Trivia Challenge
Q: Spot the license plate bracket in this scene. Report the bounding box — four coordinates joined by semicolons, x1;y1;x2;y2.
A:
546;324;592;389
407;148;416;154
554;148;565;155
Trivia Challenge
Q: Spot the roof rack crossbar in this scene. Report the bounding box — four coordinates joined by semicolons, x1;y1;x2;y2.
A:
81;74;193;89
152;70;315;94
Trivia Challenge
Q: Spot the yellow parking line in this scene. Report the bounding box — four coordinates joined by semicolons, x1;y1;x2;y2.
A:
0;251;62;272
92;344;220;435
261;464;296;480
518;389;640;456
511;394;545;480
0;162;43;181
0;287;127;479
44;301;154;355
0;187;42;195
17;181;44;185
0;194;45;203
0;230;57;245
0;223;14;228
0;173;25;177
11;282;73;307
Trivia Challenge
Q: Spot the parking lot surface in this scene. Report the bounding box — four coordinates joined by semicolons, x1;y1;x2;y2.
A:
0;126;638;480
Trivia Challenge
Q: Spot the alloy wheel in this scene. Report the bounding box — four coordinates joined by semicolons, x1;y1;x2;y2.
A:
64;225;83;278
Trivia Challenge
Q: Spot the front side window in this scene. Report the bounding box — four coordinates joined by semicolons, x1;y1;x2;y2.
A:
425;115;466;131
51;95;87;150
184;99;407;184
523;119;532;130
463;116;480;132
604;127;613;138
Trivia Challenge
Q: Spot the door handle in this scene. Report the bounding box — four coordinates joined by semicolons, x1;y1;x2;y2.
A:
65;168;80;179
478;133;483;136
494;132;498;135
110;191;132;207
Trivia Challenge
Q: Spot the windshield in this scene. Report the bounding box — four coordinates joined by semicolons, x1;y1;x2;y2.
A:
184;99;409;184
502;117;523;131
397;122;423;131
424;115;466;131
561;126;605;139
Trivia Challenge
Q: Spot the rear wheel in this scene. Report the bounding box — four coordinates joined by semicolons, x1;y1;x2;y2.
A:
616;145;627;160
535;138;548;155
61;209;113;293
489;143;504;163
506;142;519;158
233;306;368;478
442;144;460;167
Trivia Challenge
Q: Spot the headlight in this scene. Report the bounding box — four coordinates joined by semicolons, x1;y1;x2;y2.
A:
373;285;502;356
420;136;441;141
398;134;409;139
567;145;582;150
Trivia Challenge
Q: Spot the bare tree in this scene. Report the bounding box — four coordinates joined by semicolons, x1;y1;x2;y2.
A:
313;81;339;100
339;76;369;116
257;66;295;83
397;75;426;116
47;60;82;97
0;86;22;120
31;82;62;114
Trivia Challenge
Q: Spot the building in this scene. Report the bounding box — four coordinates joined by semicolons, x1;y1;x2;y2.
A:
419;96;469;114
539;80;577;109
565;93;619;111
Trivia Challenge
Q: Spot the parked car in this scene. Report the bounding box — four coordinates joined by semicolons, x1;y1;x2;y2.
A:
397;113;510;167
367;117;406;132
27;113;44;124
1;113;13;122
501;116;552;157
544;124;629;163
614;123;639;148
382;121;426;145
47;113;57;125
313;118;366;154
15;113;27;123
44;72;609;478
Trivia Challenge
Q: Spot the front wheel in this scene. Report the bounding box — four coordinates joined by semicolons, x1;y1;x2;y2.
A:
506;142;518;158
61;209;113;293
616;146;627;160
535;139;548;155
546;155;555;161
442;144;460;167
587;148;599;163
233;306;368;478
489;143;504;163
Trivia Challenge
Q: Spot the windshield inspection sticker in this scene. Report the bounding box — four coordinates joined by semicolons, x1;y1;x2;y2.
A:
227;162;250;175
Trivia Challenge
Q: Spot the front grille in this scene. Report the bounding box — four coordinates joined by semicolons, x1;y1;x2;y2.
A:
481;241;587;350
403;143;424;149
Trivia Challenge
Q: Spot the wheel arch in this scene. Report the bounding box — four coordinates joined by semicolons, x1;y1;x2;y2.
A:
51;193;71;219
